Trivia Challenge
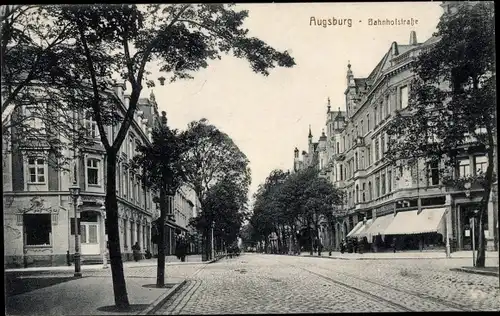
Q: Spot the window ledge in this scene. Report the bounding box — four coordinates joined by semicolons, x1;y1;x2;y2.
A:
87;184;102;188
25;245;52;248
27;182;47;185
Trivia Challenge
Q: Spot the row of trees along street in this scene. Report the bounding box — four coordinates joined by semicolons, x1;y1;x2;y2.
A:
385;2;496;268
1;4;295;308
246;167;344;256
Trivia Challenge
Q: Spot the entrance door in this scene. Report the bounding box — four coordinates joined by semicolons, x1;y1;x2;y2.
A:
460;204;481;251
81;222;100;255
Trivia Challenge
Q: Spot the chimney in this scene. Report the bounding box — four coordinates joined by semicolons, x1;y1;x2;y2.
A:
391;42;399;56
409;31;417;45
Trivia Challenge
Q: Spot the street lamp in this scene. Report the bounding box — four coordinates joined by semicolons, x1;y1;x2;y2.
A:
69;184;82;277
211;221;215;260
471;209;479;267
99;205;108;269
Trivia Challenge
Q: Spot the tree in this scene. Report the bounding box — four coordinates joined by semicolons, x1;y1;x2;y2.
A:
385;2;495;267
250;167;344;255
1;5;96;169
39;3;294;307
133;111;189;287
200;178;248;252
185;119;251;259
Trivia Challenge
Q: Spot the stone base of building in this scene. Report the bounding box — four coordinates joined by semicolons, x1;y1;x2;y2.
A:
4;254;69;269
486;238;498;251
4;252;139;269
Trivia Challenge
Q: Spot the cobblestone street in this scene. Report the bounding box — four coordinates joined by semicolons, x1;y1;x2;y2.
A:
155;253;500;314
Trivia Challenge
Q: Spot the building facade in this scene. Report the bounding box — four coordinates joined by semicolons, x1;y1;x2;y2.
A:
294;27;497;253
3;81;201;267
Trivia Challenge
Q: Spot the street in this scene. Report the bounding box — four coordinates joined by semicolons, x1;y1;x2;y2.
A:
155;253;500;314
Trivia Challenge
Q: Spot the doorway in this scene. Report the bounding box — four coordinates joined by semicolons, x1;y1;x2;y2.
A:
80;211;101;255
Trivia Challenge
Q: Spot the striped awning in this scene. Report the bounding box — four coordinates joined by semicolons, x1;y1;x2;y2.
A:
346;221;363;238
383;208;446;236
359;214;395;241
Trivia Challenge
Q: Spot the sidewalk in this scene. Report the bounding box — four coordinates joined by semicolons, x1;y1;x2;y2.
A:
296;250;499;260
5;255;221;316
450;266;499;277
5;254;204;273
6;273;186;315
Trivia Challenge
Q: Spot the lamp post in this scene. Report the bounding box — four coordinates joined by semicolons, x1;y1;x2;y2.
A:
471;209;479;267
99;205;108;269
211;221;215;260
69;184;82;277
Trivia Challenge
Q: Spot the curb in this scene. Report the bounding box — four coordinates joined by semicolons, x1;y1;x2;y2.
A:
138;279;188;315
450;268;500;277
207;255;226;264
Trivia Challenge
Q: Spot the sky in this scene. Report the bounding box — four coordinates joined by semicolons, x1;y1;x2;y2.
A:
149;2;444;204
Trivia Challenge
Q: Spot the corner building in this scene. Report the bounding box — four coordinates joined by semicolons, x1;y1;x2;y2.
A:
295;28;497;253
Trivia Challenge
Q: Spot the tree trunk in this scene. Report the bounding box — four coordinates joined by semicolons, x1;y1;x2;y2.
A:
309;221;314;256
476;128;495;268
275;226;282;254
156;187;167;287
105;152;129;308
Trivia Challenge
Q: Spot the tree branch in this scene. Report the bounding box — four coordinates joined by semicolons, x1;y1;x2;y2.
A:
75;19;111;150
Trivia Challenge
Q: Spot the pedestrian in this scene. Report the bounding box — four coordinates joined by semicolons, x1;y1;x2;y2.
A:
392;238;397;253
132;242;141;262
175;235;187;262
340;239;346;254
318;240;323;256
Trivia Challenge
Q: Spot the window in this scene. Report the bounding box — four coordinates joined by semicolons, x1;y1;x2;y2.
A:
458;159;471;178
336;142;340;154
362;183;366;202
429;161;440;185
381;173;386;195
475;156;488;175
400;85;409;109
374;106;378;126
27;158;46;184
123;169;128;198
129;136;134;157
367;146;371;166
375;176;380;198
85;117;98;138
375;139;380;161
381;134;386;155
355;152;359;171
385;95;390;117
25;106;45;130
361;120;364;135
388;170;392;192
86;158;99;185
24;214;51;246
368;182;372;200
340;165;343;180
355;185;359;203
367;113;370;132
379;102;383;123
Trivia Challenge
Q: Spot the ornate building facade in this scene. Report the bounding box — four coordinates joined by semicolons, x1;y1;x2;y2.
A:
3;82;199;267
294;27;497;253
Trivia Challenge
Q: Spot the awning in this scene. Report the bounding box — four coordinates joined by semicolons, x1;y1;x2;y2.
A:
346;221;363;238
384;208;446;236
359;214;396;240
352;219;374;238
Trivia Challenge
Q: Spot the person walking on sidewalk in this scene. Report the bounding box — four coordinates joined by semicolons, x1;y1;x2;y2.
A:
132;242;141;262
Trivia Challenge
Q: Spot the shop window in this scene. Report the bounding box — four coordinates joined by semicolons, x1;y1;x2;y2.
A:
24;214;51;246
